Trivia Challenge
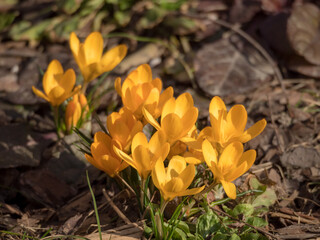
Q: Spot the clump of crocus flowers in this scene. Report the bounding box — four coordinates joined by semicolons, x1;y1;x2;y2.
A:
85;55;266;210
33;31;267;236
32;32;127;135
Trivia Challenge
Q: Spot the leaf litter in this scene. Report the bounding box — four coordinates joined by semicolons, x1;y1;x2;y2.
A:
0;0;320;239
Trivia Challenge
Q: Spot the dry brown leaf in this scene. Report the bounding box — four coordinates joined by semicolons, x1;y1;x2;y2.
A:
287;3;320;65
194;36;272;97
287;55;320;78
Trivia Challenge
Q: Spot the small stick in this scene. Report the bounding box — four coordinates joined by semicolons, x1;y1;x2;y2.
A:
102;188;132;225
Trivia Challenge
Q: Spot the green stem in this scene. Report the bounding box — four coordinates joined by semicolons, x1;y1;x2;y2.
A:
53;106;61;139
140;178;146;210
160;199;169;215
82;82;88;94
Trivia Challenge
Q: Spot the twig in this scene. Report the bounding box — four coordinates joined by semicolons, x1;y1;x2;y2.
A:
102;188;132;225
212;207;280;240
270;212;320;225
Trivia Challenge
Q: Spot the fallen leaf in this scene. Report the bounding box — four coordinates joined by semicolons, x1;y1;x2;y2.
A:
194;36;272;96
287;3;320;65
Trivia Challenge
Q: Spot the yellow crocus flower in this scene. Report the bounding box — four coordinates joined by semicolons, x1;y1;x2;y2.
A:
143;92;198;147
32;60;80;106
202;139;256;199
65;93;88;132
70;32;127;83
200;96;266;150
115;64;173;121
85;131;128;177
151;156;205;201
113;131;170;180
107;107;143;153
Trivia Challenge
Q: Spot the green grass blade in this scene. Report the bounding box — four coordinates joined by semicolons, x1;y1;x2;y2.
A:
86;170;102;240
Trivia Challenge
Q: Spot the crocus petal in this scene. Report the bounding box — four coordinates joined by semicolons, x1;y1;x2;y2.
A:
175;93;194;118
161;114;183;143
238;119;267;143
58;69;76;94
32;86;50;102
142;107;161;130
184;156;203;165
180;107;198;134
113;145;137;169
156;86;174;117
133;146;153;179
226;105;247;135
218;142;243;173
225;150;256;182
101;44;128;72
131;132;148;153
209;96;226;125
100;155;121;177
167;156;186;178
43;60;63;95
69;32;80;58
85;154;103;171
161;97;175;120
48;86;65;106
114;77;122;96
175;185;205;198
179;164;196;191
83;32;103;65
152;78;162;92
202;139;218;168
220;180;237;199
152;157;166;188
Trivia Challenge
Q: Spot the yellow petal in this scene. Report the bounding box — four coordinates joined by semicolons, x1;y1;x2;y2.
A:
142;107;161;130
83;32;103;65
65;100;81;131
43;60;63;95
175;93;194;118
238;119;267;143
161;114;183;143
58;69;76;94
131;132;148;152
218;142;243;173
133;146;152;179
184;156;203;165
161;97;175;120
113;145;136;169
220;180;237;199
175;185;205;198
152;157;166;188
156;86;174;118
100;155;121;177
101;44;128;72
226;105;247;134
167;156;186;178
85;153;104;171
69;32;80;58
202;139;218;168
114;77;122;96
179;163;196;190
209;96;226;125
152;78;162;92
48;86;65;106
32;86;50;103
181;107;198;134
225;150;256;182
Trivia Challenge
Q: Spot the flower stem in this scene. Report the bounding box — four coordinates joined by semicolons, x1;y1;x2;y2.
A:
140;178;146;210
53;106;61;139
82;82;88;94
160;199;169;215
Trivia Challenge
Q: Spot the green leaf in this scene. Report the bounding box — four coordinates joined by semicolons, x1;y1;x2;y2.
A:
241;233;267;240
114;10;131;26
59;0;82;14
212;233;230;240
0;12;16;31
171;227;187;240
252;189;277;208
232;204;254;218
246;217;268;228
197;210;221;238
230;234;241;240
